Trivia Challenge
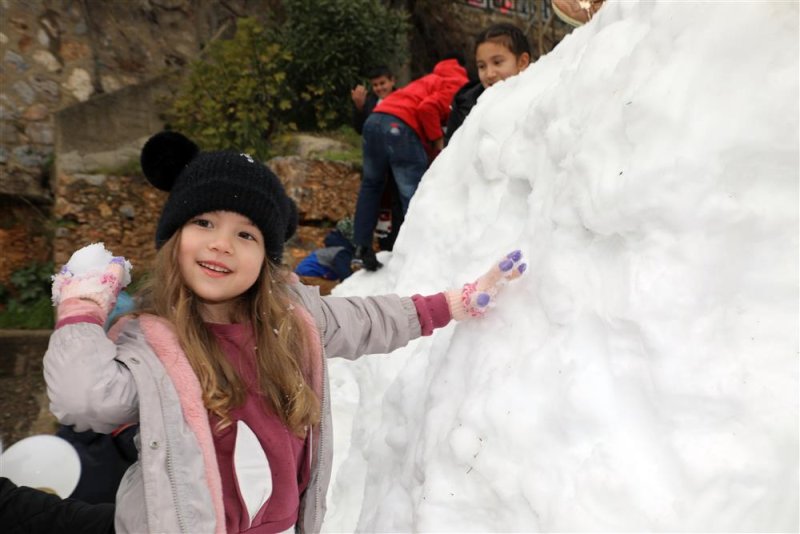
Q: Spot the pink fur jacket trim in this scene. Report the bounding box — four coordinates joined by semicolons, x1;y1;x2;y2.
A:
109;316;226;534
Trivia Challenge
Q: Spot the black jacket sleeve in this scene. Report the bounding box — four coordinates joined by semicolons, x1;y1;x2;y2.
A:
0;477;115;534
444;80;484;147
353;93;379;135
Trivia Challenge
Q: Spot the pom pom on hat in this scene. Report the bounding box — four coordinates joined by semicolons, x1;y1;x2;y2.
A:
141;130;297;263
140;131;199;191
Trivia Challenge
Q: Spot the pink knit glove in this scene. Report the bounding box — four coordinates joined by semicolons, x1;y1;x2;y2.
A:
51;244;132;317
445;250;527;321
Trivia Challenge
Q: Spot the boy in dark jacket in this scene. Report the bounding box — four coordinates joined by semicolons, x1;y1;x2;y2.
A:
0;477;114;533
351;66;404;252
351;65;397;135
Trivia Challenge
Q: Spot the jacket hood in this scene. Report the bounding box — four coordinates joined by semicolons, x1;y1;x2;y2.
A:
432;58;468;80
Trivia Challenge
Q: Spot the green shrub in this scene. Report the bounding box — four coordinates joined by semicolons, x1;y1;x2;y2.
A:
0;262;55;329
168;4;407;154
281;0;408;130
168;17;295;160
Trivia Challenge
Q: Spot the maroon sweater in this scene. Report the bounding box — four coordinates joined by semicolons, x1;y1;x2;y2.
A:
208;323;309;533
205;293;450;532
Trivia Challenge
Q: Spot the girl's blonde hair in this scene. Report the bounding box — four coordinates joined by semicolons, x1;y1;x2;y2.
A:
138;230;320;436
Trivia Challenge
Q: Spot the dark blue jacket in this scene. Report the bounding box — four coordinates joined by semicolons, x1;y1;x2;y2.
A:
295;230;355;281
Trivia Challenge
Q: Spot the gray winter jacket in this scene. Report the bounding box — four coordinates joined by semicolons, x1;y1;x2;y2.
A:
44;283;421;533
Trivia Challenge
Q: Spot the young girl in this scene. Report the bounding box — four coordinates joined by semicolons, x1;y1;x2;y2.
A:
445;23;532;146
44;131;526;533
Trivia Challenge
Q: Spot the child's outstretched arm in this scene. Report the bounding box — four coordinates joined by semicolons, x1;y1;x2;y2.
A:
301;251;526;359
45;244;139;433
412;250;527;334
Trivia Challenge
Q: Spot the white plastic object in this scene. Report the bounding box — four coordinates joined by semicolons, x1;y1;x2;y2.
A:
0;434;81;498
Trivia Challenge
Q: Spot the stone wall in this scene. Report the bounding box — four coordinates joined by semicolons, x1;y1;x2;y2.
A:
1;0;228;201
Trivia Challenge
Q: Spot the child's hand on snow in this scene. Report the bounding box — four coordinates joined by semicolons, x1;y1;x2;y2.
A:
51;243;132;315
446;250;527;321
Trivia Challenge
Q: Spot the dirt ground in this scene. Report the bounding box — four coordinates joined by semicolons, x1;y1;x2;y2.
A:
0;330;59;449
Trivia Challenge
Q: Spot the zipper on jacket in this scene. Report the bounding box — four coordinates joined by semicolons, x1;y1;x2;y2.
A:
313;346;329;530
128;339;189;533
313;309;329;529
165;435;188;533
296;289;329;532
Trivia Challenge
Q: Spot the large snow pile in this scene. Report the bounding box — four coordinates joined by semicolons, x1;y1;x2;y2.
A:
324;1;798;531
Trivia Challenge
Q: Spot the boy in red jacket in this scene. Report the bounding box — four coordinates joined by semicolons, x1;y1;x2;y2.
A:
351;56;468;271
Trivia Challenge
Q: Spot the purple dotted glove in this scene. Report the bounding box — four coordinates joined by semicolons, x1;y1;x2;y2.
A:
51;243;132;315
446;250;527;321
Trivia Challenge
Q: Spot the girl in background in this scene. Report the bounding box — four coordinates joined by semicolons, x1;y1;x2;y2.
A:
445;23;532;146
44;131;526;533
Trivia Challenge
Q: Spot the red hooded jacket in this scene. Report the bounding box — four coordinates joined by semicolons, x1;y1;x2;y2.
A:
374;58;468;144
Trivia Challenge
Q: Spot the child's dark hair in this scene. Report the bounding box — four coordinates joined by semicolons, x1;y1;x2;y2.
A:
442;51;467;67
475;23;531;58
366;65;393;80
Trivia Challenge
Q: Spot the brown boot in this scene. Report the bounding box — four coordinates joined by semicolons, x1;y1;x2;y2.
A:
552;0;605;27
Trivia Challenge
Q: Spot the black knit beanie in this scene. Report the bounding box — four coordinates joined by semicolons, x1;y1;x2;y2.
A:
140;131;297;263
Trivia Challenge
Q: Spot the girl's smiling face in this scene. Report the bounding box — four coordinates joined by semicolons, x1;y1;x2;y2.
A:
476;40;531;89
178;210;265;323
